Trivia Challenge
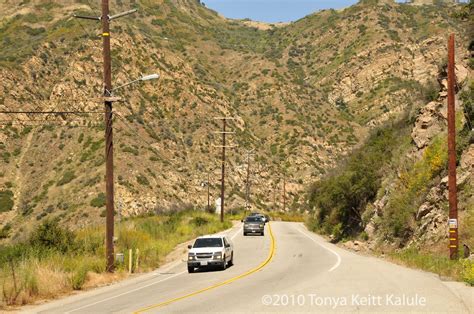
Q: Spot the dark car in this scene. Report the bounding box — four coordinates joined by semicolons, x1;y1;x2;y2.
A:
242;216;265;236
249;212;266;223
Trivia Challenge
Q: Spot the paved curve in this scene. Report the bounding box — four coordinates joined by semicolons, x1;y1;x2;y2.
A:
28;222;472;313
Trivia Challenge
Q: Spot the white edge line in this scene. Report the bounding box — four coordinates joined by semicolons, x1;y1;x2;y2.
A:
231;225;243;240
67;223;243;313
67;271;186;313
296;225;341;272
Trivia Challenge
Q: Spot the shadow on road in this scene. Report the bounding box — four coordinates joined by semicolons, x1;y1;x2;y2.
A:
191;264;235;273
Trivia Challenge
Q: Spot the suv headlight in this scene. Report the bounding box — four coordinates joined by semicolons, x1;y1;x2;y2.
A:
188;253;196;261
259;224;264;228
213;252;222;260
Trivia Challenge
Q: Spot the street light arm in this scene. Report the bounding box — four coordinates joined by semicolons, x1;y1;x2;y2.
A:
109;8;138;20
73;14;101;21
110;78;141;93
110;73;160;94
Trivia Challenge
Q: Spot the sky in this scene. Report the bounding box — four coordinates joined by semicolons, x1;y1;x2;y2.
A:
203;0;360;23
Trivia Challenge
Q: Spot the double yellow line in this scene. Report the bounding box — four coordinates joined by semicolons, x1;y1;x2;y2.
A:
134;223;276;313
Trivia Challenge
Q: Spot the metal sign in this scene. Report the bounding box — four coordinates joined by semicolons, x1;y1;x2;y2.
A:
448;218;458;229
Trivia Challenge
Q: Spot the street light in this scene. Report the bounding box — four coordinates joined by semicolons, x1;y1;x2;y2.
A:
109;73;160;94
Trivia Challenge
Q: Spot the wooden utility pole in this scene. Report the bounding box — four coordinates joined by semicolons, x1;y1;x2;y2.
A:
244;149;254;212
74;2;137;272
220;119;226;222
273;182;277;211
282;174;286;212
207;170;210;212
213;117;236;222
101;0;115;274
447;34;459;260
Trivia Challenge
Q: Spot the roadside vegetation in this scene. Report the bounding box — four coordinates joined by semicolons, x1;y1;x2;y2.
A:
306;117;412;240
388;249;474;286
0;210;231;308
305;73;474;286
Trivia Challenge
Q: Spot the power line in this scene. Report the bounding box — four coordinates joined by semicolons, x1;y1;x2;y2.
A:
212;117;237;222
0;111;102;114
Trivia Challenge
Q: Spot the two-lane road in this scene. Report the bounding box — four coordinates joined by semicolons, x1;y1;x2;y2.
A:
29;222;472;313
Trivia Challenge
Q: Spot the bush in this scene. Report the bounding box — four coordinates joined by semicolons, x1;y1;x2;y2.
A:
462;259;474;286
421;80;439;102
0;190;14;212
29;218;75;253
90;193;106;208
136;174;150;186
0;223;12;239
70;266;88;290
56;170;76;186
190;216;209;226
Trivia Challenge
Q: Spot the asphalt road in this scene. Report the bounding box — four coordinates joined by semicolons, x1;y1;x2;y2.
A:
28;222;473;313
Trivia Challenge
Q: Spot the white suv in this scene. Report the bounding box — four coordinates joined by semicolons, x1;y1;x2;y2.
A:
187;235;234;273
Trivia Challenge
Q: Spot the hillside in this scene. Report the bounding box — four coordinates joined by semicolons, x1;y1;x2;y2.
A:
0;0;471;241
305;0;473;284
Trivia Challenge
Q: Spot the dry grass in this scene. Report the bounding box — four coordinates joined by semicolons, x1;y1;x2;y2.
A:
0;210;231;309
386;248;474;286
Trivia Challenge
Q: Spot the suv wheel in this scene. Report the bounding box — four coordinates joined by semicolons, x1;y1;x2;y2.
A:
221;256;227;270
188;266;195;273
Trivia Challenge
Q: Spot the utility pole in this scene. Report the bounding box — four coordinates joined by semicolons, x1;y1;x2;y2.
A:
447;33;459;260
213;117;236;222
207;169;211;212
74;2;138;272
282;174;287;212
244;149;254;212
102;0;115;274
273;181;277;211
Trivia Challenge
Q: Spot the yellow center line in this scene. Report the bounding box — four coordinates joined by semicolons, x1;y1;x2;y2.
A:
134;222;276;313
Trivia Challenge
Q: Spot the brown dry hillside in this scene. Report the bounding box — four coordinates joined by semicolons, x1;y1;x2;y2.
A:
0;0;470;240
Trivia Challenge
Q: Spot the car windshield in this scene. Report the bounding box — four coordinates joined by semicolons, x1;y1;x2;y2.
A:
245;217;261;222
193;238;223;248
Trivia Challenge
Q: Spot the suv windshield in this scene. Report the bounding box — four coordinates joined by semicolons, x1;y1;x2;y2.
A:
245;217;261;223
193;238;223;248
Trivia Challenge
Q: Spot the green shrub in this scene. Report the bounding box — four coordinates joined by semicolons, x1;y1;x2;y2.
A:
90;193;106;208
462;259;474;286
57;170;76;186
422;80;439;102
0;190;14;212
0;223;12;239
190;216;209;227
70;265;88;290
122;146;139;156
29;218;75;253
136;175;150;186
